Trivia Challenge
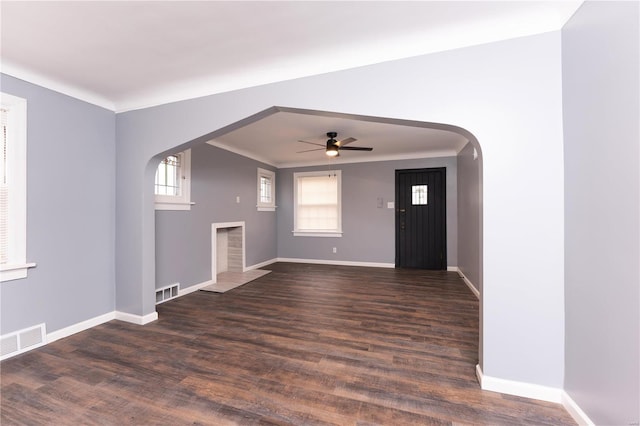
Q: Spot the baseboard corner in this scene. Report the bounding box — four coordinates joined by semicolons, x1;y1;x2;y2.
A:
475;363;484;386
476;366;563;403
115;310;158;325
561;391;596;426
456;268;480;299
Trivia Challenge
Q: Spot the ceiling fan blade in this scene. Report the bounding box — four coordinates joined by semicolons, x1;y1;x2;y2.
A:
297;140;325;147
340;146;373;151
336;137;357;147
297;148;324;153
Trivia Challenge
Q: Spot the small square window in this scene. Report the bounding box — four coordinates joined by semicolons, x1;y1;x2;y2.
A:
155;149;191;210
412;185;428;205
259;176;272;204
155;155;181;196
257;168;276;211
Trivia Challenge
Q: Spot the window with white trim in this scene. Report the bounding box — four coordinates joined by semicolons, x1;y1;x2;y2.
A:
412;184;428;205
293;170;342;237
155;149;192;210
257;168;276;211
1;92;36;282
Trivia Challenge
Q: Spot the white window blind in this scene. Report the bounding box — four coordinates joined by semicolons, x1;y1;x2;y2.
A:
294;170;342;236
1;108;9;264
1;92;34;282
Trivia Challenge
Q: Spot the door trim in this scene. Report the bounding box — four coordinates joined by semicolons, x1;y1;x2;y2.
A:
395;167;447;269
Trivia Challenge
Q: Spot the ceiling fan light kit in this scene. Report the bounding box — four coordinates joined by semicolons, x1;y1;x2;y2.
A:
326;144;339;157
297;131;373;157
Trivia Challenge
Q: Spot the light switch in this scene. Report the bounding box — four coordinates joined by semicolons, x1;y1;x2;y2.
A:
236;196;240;203
387;201;395;209
377;197;383;208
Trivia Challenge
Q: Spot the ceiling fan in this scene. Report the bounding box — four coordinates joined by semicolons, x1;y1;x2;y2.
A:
297;132;373;157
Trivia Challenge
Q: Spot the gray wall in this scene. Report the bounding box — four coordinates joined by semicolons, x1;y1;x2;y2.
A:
0;74;116;334
456;142;482;292
2;6;637;417
116;31;566;388
155;143;277;290
562;2;639;424
277;157;457;265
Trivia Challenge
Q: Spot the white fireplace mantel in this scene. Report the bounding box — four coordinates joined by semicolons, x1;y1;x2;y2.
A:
211;221;246;283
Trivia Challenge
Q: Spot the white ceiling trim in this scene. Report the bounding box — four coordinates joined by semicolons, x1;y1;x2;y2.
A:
203;107;471;168
206;141;277;168
207;139;459;169
275;149;461;169
1;60;115;112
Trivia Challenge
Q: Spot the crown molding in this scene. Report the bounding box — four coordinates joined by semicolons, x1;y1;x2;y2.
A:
1;61;115;111
206;140;277;168
276;150;459;169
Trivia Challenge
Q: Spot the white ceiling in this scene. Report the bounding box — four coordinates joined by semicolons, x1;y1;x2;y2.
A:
1;1;582;166
208;109;471;168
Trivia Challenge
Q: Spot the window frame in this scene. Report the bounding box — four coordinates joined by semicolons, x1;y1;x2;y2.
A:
1;92;36;282
293;170;342;237
412;184;428;205
155;149;192;211
256;167;276;211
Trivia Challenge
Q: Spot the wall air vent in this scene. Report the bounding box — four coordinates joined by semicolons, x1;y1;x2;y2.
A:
156;283;179;305
1;323;46;360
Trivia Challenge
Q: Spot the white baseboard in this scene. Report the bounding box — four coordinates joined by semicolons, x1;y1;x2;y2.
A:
475;364;562;403
178;280;214;296
246;258;278;271
475;365;595;425
3;310;155;360
456;268;480;299
47;311;116;344
447;266;459;272
176;259;278;297
561;391;596;426
277;257;395;268
3;310;154;358
115;311;158;325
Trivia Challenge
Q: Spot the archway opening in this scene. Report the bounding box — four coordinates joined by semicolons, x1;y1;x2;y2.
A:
148;106;483;367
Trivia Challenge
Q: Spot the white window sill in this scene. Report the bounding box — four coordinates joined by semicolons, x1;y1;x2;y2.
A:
155;201;195;211
1;262;37;282
293;231;343;238
257;205;276;212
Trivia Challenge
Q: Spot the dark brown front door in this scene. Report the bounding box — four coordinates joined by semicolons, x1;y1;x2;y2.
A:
395;168;447;269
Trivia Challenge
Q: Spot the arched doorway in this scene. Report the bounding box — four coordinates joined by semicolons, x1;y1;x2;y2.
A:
149;106;484;369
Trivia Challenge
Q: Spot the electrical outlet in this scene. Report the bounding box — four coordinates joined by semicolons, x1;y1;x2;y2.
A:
332;247;337;254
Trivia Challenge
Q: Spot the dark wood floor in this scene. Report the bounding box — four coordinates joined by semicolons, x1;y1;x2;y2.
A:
1;262;575;425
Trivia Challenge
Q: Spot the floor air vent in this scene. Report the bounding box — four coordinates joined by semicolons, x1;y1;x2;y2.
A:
156;283;179;305
1;323;46;360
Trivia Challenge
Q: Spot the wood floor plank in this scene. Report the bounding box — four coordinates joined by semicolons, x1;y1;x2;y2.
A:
1;262;575;425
